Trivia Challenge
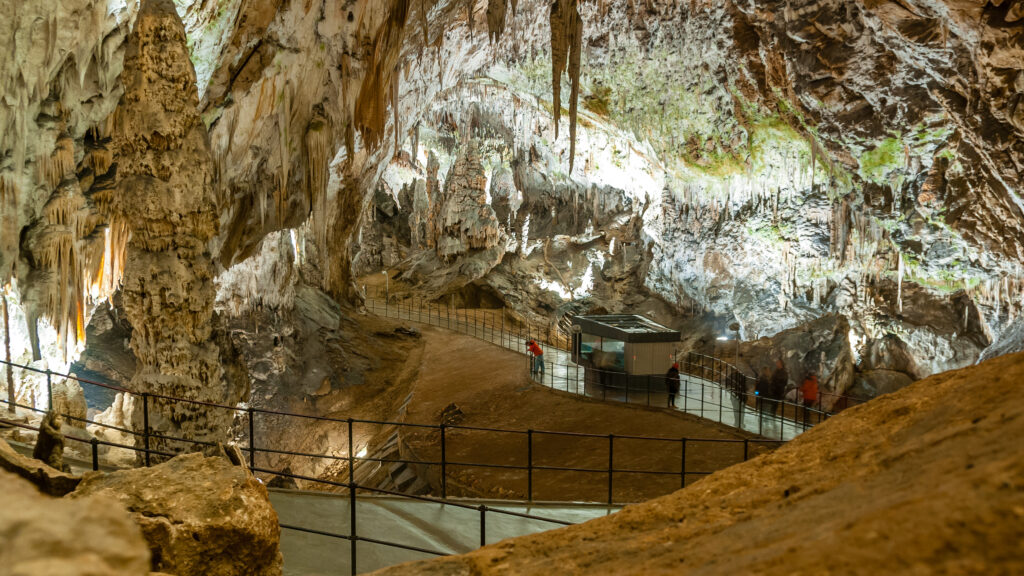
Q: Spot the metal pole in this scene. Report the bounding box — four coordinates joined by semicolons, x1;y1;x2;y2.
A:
142;393;151;467
680;438;687;488
348;418;356;576
743;438;749;461
248;407;256;470
440;424;447;498
91;437;99;471
46;370;53;413
479;505;487;547
527;430;533;501
607;434;614;505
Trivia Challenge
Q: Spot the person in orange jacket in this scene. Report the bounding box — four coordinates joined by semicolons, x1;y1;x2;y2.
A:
527;339;545;380
800;371;819;408
800;370;819;425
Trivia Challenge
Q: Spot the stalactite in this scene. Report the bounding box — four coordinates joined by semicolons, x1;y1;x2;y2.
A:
466;0;475;38
354;0;412;149
38;136;75;190
550;0;584;172
487;0;508;43
393;66;401;156
277;80;293;224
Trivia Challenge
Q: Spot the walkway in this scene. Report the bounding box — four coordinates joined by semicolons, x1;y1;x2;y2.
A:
366;297;813;441
272;489;617;575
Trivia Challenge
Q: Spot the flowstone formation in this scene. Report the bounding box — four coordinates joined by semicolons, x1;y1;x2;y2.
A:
110;0;232;454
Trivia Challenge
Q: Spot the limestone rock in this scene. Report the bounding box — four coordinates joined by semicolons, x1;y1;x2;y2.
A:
436;140;504;261
70;452;282;576
0;468;150;575
0;437;79;496
111;0;232;457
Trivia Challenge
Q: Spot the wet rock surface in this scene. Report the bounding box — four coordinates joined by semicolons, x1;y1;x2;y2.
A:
70;452;282;576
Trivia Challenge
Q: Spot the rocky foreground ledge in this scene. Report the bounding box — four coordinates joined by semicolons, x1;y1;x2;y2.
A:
0;449;282;576
372;351;1024;575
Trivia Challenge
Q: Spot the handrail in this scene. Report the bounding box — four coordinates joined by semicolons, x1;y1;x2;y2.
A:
359;295;854;440
362;288;871;410
0;357;784;445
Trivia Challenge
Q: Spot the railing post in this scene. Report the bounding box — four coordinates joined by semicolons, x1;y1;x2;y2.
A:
45;370;53;412
607;434;614;505
142;393;151;467
478;505;487;547
91;437;99;471
700;379;705;418
527;429;533;501
440;424;447;498
248;407;256;470
743;438;749;461
646;375;651;406
680;438;687;488
347;418;356;576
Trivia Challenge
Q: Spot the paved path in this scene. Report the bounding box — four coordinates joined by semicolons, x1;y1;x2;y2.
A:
366;298;810;441
272;489;618;575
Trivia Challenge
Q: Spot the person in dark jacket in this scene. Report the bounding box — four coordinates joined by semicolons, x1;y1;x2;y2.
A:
665;362;681;407
727;371;748;428
768;359;788;415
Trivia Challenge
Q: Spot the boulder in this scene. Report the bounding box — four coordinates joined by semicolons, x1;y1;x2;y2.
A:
0;468;150;575
69;452;282;576
0;437;80;496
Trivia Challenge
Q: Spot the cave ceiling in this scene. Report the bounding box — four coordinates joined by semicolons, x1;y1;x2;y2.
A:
1;0;1023;372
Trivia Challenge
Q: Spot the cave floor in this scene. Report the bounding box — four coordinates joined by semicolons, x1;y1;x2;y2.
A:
272;489;619;575
401;324;771;504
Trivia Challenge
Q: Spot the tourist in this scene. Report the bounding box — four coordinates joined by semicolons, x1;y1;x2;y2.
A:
728;370;748;428
801;370;819;424
527;339;545;380
665;362;680;407
769;359;788;415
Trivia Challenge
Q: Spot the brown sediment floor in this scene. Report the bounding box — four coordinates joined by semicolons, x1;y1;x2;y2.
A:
373;350;1024;575
401;324;762;503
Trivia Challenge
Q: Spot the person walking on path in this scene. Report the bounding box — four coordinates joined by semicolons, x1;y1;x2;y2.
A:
665;362;681;407
727;370;748;428
527;339;545;380
769;359;788;414
800;370;819;425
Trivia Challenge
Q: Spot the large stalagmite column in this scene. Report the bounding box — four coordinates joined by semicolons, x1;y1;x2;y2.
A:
112;0;229;456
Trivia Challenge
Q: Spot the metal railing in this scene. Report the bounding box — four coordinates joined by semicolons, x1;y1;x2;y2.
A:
362;291;869;441
0;354;785;573
362;286;869;414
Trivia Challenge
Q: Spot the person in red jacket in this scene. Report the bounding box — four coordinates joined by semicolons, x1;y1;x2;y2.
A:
800;370;819;425
527;340;545;380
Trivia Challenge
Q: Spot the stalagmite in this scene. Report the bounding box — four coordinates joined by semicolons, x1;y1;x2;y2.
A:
110;0;232;458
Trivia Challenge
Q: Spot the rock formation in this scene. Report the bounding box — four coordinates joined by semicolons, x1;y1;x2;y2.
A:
0;436;79;496
0;468;151;575
70;452;283;576
110;0;231;455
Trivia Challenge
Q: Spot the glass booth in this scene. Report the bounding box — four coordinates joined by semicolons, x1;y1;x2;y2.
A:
571;315;681;403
